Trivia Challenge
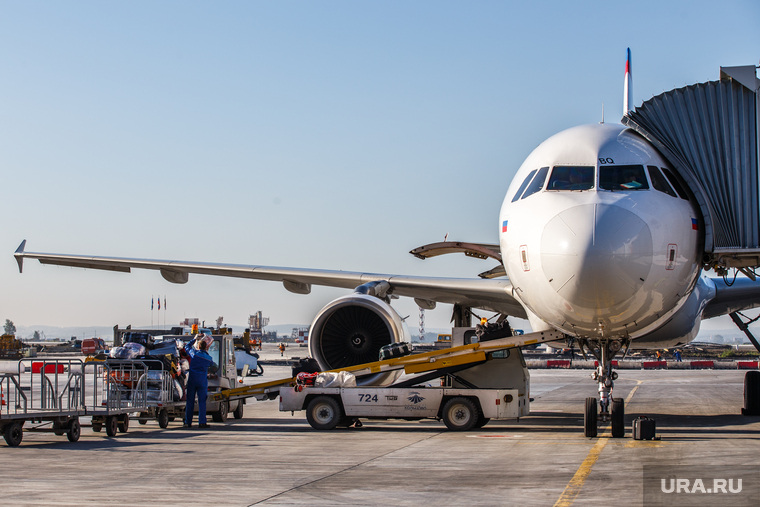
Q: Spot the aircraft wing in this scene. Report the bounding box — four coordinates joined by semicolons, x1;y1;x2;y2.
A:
14;241;527;318
702;277;760;319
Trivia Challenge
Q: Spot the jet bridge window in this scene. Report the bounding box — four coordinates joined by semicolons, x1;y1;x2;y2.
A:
547;166;594;190
647;166;677;197
520;166;550;200
511;169;537;202
599;164;650;191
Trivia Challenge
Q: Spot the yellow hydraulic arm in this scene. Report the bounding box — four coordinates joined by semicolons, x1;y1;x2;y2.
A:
211;329;564;403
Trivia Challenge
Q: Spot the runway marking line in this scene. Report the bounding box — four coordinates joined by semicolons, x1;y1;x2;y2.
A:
553;380;643;507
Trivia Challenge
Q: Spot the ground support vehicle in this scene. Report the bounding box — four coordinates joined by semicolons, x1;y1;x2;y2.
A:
134;334;245;425
282;385;522;430
235;350;263;376
0;358;149;446
213;328;564;431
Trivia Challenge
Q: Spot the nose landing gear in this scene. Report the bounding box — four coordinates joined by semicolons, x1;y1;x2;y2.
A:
580;338;627;438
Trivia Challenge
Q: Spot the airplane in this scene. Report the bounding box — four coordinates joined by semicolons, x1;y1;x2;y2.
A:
14;50;760;437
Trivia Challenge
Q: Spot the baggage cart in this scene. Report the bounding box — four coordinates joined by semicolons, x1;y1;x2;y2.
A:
0;358;150;446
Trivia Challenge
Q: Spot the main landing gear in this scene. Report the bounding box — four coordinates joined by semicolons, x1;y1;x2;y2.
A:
730;312;760;416
579;338;627;438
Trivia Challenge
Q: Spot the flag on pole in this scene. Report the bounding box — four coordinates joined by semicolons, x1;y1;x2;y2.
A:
151;297;154;311
158;297;160;310
164;296;167;310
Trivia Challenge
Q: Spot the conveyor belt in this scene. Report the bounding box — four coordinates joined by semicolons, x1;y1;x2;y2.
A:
211;329;563;403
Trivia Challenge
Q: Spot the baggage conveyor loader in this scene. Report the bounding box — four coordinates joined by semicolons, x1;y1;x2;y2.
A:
211;329;564;429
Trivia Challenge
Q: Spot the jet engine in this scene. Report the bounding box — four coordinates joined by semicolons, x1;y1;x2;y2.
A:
308;294;410;385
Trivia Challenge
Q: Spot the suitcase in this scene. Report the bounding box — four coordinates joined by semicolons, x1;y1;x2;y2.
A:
632;416;656;440
379;342;411;361
291;357;321;377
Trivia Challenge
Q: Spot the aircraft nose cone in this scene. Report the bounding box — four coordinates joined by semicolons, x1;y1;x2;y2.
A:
540;204;653;309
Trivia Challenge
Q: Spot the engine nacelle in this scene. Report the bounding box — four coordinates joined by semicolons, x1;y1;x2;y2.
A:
308;294;409;385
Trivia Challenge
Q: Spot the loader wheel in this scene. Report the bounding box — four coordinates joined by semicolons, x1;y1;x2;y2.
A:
441;397;478;431
3;422;23;447
212;401;228;423
105;416;118;437
306;396;342;430
233;401;244;420
67;419;81;443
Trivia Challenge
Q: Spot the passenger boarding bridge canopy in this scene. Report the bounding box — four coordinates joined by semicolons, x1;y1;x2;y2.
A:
623;65;760;273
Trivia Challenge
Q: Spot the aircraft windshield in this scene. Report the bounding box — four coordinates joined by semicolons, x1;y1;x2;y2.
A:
599;164;650;191
547;166;594;190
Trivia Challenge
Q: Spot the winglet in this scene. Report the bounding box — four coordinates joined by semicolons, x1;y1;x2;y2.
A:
14;240;26;273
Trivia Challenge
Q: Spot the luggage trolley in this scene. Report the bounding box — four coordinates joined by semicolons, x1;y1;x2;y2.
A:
133;358;186;429
0;358;85;446
82;359;151;437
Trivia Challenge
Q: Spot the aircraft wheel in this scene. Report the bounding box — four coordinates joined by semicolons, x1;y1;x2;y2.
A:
157;408;170;428
611;398;625;438
105;416;118;437
233;401;244;420
3;422;23;447
743;371;760;416
306;396;342;430
442;397;478;431
584;397;598;437
67;418;81;443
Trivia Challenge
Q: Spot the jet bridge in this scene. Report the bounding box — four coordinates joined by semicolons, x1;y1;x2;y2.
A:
623;65;760;277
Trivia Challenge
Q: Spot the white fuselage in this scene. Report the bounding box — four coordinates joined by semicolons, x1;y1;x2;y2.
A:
500;123;702;340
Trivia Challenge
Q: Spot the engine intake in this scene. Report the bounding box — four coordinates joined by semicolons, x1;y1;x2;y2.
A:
308;294;408;385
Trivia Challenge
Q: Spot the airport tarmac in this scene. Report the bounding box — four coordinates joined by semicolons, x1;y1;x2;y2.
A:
1;363;759;506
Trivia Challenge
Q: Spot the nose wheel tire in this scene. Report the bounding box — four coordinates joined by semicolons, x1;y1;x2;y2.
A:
611;398;625;437
742;371;760;416
584;397;598;437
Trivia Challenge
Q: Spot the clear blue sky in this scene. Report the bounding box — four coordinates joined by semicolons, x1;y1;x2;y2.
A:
2;1;759;336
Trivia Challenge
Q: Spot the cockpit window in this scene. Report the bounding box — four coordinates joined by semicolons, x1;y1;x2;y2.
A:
521;166;550;200
599;164;650;191
662;167;690;200
647;166;677;197
547;166;594;191
511;169;537;202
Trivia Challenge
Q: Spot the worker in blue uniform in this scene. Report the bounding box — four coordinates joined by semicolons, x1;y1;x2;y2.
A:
183;335;216;429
